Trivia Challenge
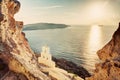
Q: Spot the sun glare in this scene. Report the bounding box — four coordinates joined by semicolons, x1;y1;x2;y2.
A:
90;3;104;19
88;25;102;52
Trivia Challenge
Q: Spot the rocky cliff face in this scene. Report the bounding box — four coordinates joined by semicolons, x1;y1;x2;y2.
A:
97;23;120;61
0;0;50;80
0;0;83;80
87;23;120;80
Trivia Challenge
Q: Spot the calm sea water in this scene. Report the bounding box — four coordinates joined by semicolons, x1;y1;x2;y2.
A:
24;25;117;73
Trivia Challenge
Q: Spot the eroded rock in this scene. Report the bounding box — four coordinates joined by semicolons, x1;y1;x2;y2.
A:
0;0;50;80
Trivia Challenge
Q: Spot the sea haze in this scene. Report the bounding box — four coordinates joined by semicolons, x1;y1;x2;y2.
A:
24;23;117;73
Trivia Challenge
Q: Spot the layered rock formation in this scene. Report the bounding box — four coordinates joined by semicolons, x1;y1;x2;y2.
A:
0;0;83;80
87;23;120;80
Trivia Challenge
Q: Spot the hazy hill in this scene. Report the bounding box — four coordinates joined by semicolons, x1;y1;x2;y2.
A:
23;23;69;30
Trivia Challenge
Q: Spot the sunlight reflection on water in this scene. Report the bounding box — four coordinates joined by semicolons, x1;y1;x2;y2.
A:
83;25;102;72
89;25;102;51
24;25;117;73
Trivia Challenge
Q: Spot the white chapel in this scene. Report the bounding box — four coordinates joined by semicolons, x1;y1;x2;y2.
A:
38;46;55;68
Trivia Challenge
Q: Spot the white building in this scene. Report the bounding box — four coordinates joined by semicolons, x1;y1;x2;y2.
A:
38;46;55;68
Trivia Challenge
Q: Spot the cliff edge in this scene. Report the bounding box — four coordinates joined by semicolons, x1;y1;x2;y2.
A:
0;0;50;79
87;23;120;80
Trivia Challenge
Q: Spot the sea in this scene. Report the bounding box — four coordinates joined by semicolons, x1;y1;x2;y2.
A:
24;25;117;73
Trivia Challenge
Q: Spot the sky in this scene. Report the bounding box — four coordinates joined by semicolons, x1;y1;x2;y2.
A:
15;0;120;25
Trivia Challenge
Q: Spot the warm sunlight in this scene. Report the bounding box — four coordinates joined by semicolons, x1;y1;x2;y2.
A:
83;25;102;72
90;3;104;19
1;0;120;79
88;25;102;52
15;0;120;25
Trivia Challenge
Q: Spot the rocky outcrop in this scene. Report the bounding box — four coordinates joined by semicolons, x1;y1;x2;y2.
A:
87;23;120;80
97;23;120;61
0;0;50;80
0;59;28;80
0;0;83;80
52;57;91;79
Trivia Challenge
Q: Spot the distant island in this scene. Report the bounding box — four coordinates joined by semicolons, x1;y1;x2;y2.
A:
23;23;69;30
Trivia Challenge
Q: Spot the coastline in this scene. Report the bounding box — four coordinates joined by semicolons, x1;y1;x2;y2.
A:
35;53;91;79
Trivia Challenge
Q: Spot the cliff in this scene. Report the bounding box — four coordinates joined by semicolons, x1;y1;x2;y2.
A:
0;0;50;80
0;0;83;80
87;23;120;80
